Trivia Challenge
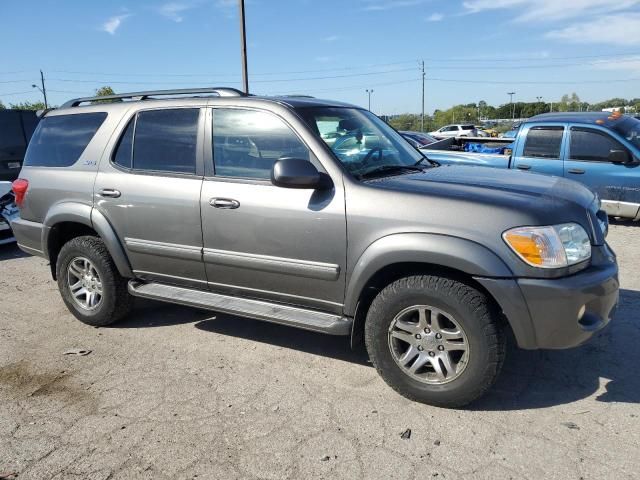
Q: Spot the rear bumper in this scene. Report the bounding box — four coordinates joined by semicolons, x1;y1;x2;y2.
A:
476;244;619;350
10;217;45;257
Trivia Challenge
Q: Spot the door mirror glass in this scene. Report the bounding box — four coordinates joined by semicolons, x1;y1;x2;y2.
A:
271;158;331;189
609;149;631;164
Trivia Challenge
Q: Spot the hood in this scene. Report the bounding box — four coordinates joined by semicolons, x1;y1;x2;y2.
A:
367;164;596;210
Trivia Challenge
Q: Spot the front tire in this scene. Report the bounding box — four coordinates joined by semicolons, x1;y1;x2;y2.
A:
56;235;133;327
365;275;505;408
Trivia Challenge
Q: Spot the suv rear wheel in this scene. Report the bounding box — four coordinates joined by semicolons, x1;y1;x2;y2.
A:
56;235;133;326
365;275;505;408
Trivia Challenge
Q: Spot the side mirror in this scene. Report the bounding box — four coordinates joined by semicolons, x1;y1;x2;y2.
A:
271;158;332;189
609;149;632;164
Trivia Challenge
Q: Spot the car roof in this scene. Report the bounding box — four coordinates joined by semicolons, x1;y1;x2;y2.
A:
527;111;634;127
51;90;360;117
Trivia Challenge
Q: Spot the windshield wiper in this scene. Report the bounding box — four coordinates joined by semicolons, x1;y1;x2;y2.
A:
358;164;424;179
415;155;439;167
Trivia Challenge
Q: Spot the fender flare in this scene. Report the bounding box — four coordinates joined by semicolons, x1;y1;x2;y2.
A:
42;202;133;278
344;233;514;316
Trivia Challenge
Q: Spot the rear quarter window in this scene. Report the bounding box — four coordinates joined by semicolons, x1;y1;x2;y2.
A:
24;112;107;167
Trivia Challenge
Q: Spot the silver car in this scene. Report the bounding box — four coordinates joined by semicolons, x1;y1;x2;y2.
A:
10;88;618;408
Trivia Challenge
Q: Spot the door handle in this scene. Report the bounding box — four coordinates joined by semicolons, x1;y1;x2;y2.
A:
567;168;585;175
99;188;121;198
210;198;240;209
516;164;531;170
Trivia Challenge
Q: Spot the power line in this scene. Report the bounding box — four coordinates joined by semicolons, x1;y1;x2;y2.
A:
0;90;35;96
46;67;418;86
426;76;640;85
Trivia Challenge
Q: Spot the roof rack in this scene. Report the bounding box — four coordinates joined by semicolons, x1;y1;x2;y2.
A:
61;87;246;108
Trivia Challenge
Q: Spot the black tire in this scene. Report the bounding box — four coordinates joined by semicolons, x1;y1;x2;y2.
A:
56;235;133;327
364;275;505;408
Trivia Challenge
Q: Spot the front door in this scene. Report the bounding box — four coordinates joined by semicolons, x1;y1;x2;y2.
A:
94;107;207;288
564;126;640;212
200;107;347;313
512;124;566;177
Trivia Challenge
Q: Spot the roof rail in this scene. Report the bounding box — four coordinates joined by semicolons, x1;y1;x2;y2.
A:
61;87;246;108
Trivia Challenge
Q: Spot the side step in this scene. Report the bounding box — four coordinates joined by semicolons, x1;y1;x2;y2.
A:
128;281;352;336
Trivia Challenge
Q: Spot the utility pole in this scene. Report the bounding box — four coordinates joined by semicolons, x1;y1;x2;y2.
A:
238;0;249;94
366;89;374;111
31;70;48;109
421;60;425;132
507;92;515;120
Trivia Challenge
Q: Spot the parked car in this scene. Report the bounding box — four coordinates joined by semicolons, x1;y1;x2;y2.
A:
424;112;640;220
11;88;618;408
399;131;438;148
0;182;17;245
0;110;40;181
429;124;477;139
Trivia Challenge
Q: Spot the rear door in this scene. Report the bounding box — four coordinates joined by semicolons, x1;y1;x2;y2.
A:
511;124;566;176
564;125;640;210
94;107;207;288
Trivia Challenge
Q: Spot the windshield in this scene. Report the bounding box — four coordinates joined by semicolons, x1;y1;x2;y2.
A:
612;116;640;150
298;107;425;178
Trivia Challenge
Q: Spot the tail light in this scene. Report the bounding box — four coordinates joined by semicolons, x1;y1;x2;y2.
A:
12;178;29;207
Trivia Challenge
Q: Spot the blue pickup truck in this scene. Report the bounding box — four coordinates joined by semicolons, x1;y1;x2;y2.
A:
423;112;640;220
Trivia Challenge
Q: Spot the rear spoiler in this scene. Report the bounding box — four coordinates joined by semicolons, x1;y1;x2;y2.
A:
36;108;54;118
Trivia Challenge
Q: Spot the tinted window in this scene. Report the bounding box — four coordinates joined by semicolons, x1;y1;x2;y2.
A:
113;118;134;169
133;109;199;174
461;125;475;130
24;112;107;167
213;109;310;179
523;126;563;159
0;111;26;155
570;128;626;162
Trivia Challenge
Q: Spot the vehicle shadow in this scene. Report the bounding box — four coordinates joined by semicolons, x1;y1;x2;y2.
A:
609;218;640;228
0;243;29;261
113;288;639;410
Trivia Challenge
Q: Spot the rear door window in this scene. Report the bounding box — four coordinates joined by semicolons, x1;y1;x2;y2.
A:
522;126;564;159
24;112;107;167
132;109;199;174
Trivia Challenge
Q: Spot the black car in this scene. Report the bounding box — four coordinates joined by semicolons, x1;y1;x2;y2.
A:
0;110;39;181
400;130;438;149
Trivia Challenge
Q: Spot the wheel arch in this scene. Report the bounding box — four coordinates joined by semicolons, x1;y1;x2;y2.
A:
346;233;518;349
43;203;133;280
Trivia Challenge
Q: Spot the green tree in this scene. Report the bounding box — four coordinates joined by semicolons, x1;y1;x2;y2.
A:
92;86;119;104
0;100;5;110
9;101;48;110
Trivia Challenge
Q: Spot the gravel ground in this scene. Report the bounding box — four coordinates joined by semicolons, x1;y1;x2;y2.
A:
0;223;638;480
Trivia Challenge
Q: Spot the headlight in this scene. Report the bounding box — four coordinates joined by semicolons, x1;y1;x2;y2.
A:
503;223;591;268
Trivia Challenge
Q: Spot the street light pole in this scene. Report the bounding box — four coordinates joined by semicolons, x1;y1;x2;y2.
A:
366;89;374;111
238;0;249;94
421;60;425;132
507;91;515;120
31;70;48;109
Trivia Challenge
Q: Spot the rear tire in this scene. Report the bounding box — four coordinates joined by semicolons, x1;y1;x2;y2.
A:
365;275;505;408
56;235;133;327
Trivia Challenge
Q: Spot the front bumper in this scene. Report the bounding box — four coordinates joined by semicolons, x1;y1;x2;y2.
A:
476;244;619;350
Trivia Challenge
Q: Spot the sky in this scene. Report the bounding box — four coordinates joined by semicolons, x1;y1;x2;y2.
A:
1;0;640;114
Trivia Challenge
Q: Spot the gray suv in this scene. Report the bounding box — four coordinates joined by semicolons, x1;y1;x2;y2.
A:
10;88;619;407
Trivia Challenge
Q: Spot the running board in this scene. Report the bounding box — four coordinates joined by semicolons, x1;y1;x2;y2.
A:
128;281;351;336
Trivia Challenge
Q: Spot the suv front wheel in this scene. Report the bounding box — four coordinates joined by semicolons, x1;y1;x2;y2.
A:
365;275;505;408
56;235;133;326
